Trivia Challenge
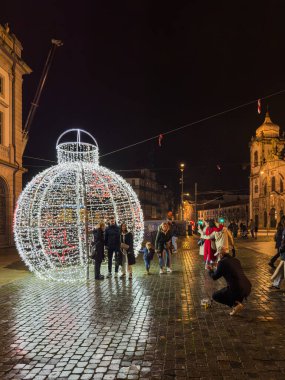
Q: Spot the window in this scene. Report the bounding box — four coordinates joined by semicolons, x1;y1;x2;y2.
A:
0;111;3;145
271;177;276;191
254;151;258;167
254;185;258;193
280;179;284;193
264;183;267;195
0;177;7;235
131;179;136;187
0;76;3;96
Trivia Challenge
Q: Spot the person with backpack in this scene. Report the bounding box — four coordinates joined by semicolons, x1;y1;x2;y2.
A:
268;221;283;268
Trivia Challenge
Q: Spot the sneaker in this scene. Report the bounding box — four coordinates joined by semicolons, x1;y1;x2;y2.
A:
159;269;164;274
114;272;118;278
166;267;172;273
268;262;276;269
229;302;245;316
106;272;112;278
95;275;104;280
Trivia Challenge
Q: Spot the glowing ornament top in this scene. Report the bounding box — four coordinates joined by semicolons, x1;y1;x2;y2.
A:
14;129;144;282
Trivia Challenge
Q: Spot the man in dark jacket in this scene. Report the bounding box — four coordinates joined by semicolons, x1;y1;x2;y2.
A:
104;217;120;277
209;248;252;316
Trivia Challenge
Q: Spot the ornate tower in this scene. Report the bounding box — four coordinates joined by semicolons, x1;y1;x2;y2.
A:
249;112;285;229
0;24;31;246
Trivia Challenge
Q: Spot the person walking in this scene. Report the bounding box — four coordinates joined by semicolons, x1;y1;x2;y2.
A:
92;222;105;280
120;223;136;279
249;219;255;238
170;218;178;253
268;221;283;268
104;217;121;277
270;234;285;289
209;247;252;316
155;222;172;274
142;242;155;274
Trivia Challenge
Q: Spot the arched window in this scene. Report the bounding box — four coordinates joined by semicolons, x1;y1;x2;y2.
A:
280;179;284;193
254;185;258;193
270;208;277;228
263;210;267;228
271;177;276;191
0;177;7;236
254;151;258;167
264;183;267;195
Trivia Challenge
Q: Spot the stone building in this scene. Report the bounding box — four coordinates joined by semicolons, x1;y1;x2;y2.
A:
197;194;249;224
0;24;31;247
249;112;285;229
123;169;174;219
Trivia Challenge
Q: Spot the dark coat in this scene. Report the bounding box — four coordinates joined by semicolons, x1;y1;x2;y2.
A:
92;228;104;261
120;232;134;253
209;254;252;296
104;224;120;250
275;227;283;249
155;229;172;253
121;232;135;265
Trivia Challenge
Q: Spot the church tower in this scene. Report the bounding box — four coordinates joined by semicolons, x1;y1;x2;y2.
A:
0;24;31;247
249;111;285;229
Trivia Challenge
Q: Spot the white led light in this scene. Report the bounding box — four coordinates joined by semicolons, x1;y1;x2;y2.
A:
14;129;144;282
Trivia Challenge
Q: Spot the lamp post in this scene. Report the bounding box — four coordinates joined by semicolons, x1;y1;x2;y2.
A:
180;163;185;221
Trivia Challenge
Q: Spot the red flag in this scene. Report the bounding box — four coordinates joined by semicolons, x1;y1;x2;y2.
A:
158;134;163;147
257;99;261;114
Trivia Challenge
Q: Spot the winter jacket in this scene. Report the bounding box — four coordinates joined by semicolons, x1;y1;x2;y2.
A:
120;232;134;253
92;228;104;261
275;227;283;249
155;230;172;253
209;254;252;296
104;224;120;250
142;247;155;260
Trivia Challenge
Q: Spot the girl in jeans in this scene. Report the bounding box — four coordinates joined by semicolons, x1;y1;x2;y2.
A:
155;222;172;274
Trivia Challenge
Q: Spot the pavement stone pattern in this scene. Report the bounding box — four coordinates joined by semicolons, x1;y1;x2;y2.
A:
0;237;284;379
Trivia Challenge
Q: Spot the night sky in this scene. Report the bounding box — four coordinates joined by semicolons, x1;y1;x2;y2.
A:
2;1;285;198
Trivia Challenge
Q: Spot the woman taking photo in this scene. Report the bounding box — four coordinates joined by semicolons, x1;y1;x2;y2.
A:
120;223;135;279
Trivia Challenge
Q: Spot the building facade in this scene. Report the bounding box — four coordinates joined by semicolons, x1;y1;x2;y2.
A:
123;169;174;219
0;24;31;247
249;112;285;229
197;195;249;225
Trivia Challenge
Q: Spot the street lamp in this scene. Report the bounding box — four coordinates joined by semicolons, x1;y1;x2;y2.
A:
180;163;185;221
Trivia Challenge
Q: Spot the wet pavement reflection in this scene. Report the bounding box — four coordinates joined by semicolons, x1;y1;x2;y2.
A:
0;237;285;379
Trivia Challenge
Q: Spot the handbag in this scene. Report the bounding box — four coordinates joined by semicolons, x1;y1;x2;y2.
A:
127;251;136;265
121;242;129;250
197;239;204;247
211;240;216;251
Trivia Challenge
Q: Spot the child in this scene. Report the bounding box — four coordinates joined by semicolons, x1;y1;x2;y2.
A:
142;242;155;274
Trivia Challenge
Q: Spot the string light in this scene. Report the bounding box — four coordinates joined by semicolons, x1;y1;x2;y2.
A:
14;129;144;282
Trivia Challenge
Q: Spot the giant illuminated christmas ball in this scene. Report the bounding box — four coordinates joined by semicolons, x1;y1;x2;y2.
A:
14;129;144;282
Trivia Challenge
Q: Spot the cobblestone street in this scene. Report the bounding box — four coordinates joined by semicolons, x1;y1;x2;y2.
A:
0;237;285;380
